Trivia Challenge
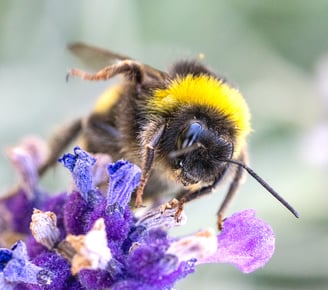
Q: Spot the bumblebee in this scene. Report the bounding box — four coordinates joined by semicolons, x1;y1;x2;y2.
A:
39;43;298;229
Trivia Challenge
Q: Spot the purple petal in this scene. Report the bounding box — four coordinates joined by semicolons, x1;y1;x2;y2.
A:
6;137;47;199
59;147;96;200
32;252;71;290
0;249;12;271
0;275;14;290
126;229;196;288
107;160;141;208
103;206;134;242
78;269;114;289
127;247;195;288
198;209;275;273
10;241;29;262
3;241;44;285
25;235;48;260
3;258;43;285
3;190;35;234
63;191;89;235
136;201;187;230
64;190;106;235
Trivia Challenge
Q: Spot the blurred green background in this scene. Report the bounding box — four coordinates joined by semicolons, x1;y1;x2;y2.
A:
1;0;327;289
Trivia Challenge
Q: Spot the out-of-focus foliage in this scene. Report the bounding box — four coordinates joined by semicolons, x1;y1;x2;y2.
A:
0;1;327;289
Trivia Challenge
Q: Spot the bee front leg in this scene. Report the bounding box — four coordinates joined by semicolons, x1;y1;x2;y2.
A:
216;163;244;230
173;152;246;230
135;124;165;207
173;184;215;223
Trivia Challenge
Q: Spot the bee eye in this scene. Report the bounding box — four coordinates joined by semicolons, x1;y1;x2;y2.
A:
178;121;203;149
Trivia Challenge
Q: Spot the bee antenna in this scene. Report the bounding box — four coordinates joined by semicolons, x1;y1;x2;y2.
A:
221;158;299;219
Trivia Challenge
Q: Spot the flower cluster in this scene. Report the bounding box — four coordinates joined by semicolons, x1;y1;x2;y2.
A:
0;139;275;289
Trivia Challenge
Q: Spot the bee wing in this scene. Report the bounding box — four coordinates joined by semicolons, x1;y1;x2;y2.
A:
68;42;169;81
68;42;132;71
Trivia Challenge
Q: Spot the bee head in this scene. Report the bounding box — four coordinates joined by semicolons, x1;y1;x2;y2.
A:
168;119;234;185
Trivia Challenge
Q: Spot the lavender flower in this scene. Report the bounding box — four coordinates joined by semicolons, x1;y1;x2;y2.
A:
59;147;96;200
0;241;49;289
197;210;275;273
30;209;61;250
66;218;112;275
1;138;48;241
0;143;276;289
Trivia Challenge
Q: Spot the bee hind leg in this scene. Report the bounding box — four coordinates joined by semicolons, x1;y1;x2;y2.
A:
67;60;144;84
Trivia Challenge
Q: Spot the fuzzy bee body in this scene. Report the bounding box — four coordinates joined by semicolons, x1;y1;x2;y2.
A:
81;58;249;196
39;43;298;229
82;82;180;198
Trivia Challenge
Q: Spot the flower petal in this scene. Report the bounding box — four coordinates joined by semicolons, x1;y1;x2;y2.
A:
79;268;114;289
6;137;47;198
30;209;60;250
198;209;275;273
64;191;89;235
2;190;35;235
3;241;44;285
59;147;96;200
66;218;112;275
167;229;217;262
136;199;187;230
0;249;12;271
107;160;141;209
126;228;196;288
32;252;71;289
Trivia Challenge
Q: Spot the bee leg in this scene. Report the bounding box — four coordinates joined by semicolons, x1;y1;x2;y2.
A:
216;162;244;230
67;60;144;84
159;198;185;223
38;118;82;176
174;151;246;230
173;185;215;223
135;124;165;208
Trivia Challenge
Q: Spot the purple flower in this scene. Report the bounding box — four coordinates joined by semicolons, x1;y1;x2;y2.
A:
58;148;196;289
197;210;275;273
125;228;196;288
0;249;12;271
59;146;96;200
31;252;72;290
107;160;141;208
0;241;48;288
63;190;91;235
2;190;34;235
6;137;47;198
0;145;276;289
1;138;48;238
